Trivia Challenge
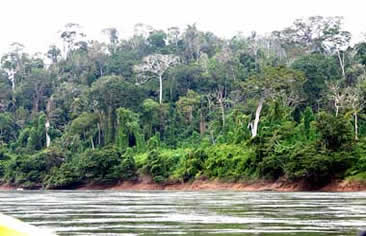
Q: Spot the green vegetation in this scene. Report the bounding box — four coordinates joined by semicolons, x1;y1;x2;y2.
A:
1;17;366;189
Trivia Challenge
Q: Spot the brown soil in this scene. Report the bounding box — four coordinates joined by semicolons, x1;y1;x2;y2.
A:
320;179;366;192
0;184;15;190
2;177;366;192
78;176;366;192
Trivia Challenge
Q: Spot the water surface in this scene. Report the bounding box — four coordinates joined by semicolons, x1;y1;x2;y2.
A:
0;191;365;235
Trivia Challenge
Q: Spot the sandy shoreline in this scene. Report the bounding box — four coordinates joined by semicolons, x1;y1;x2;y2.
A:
2;177;365;192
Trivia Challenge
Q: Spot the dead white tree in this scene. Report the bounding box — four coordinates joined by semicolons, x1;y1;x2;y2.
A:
327;81;346;117
337;50;346;80
344;86;364;141
134;54;179;104
1;43;25;92
45;97;54;148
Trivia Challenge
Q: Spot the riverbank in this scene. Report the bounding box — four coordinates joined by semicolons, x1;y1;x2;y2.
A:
106;178;366;192
0;184;14;191
2;178;366;192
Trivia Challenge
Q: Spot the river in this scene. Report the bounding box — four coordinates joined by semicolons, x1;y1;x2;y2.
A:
0;191;365;235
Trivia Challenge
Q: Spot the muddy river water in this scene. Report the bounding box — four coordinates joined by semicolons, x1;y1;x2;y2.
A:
0;190;365;235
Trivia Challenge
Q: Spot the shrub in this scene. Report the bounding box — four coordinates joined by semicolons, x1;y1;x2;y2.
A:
204;144;254;180
112;149;138;181
315;112;353;151
45;161;82;189
175;148;208;182
77;145;137;184
143;150;168;183
4;148;65;188
46;146;138;188
284;142;354;186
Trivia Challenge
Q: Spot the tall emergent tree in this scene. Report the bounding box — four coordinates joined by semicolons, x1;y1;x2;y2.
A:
242;66;306;138
134;54;179;104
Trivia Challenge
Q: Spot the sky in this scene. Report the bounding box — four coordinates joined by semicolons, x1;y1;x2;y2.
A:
0;0;365;56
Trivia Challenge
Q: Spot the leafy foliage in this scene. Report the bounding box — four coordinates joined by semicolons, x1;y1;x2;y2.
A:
1;17;366;189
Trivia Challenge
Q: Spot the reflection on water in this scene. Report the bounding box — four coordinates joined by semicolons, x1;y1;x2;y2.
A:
0;191;365;235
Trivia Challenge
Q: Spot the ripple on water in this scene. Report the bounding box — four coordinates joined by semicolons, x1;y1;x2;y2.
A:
0;191;366;235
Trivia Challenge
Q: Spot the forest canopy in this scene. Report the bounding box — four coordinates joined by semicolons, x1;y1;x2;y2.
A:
1;16;366;189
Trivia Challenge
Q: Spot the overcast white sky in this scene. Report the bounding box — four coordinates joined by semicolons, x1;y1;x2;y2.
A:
0;0;365;55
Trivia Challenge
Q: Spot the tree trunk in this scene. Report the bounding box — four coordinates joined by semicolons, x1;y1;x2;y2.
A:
91;136;95;150
210;130;216;145
230;65;236;81
159;75;163;104
217;90;225;128
188;106;193;123
100;66;103;77
33;95;40;113
97;122;101;145
220;101;225;128
159;104;164;134
8;70;16;92
45;119;51;148
251;97;265;138
337;50;346;80
355;112;358;141
45;97;54;148
11;79;15;92
200;111;206;135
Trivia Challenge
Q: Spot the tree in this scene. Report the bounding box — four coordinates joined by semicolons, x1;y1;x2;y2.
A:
242;66;306;137
89;76;147;144
17;68;52;114
59;23;86;58
1;42;28;92
134;54;179;104
0;112;16;144
355;42;366;66
176;90;201;125
344;81;365;141
88;40;108;78
181;24;203;62
206;89;230;131
167;64;206;101
273;16;351;55
167;27;181;50
102;27;119;53
291;54;341;108
69;112;99;149
116;108;144;151
142;98;160;139
147;30;167;53
327;81;346;117
315;112;353;151
47;45;61;64
0;71;12;111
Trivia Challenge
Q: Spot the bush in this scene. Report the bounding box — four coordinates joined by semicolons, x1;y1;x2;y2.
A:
175;148;208;182
204;144;254;180
143;150;168;183
4;148;65;188
315;112;353;151
283;142;355;186
0;149;13;178
45;161;82;189
46;146;138;188
112;149;138;181
77;146;137;184
140;148;186;183
345;138;366;177
284;143;331;184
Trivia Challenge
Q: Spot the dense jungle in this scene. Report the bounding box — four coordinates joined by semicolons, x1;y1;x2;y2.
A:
1;16;366;190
